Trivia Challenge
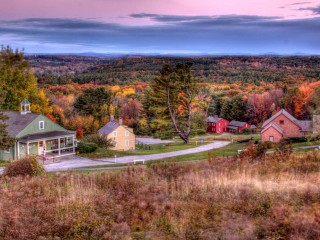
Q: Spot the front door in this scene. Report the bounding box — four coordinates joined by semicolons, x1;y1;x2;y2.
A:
38;141;44;155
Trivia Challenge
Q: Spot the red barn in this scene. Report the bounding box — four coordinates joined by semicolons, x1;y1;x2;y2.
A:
207;116;229;133
261;109;312;142
227;120;250;134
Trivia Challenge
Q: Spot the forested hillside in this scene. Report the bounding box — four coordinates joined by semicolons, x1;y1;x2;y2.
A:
26;55;320;86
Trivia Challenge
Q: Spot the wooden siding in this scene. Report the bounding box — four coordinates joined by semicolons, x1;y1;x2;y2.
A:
16;115;67;138
106;125;135;151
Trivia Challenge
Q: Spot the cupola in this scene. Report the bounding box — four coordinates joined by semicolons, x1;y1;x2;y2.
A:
20;99;31;115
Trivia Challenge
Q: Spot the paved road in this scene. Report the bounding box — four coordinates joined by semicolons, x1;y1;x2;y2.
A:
136;137;174;145
44;141;230;172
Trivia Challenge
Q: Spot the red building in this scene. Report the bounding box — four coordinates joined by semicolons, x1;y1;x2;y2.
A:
227;120;251;134
207;116;229;133
261;109;312;142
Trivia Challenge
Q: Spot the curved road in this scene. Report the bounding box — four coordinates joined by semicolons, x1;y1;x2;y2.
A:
45;141;230;172
0;141;230;174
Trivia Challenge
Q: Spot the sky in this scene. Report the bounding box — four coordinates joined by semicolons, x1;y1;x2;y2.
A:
0;0;320;54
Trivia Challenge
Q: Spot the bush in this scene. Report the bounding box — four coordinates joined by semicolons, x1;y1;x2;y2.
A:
4;157;45;177
77;142;98;153
243;128;253;135
82;133;113;148
196;129;206;135
284;136;308;143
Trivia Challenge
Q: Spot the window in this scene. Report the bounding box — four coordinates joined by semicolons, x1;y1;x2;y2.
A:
113;141;117;147
39;121;45;129
125;131;129;136
269;136;274;142
280;120;284;124
125;140;129;147
4;148;10;153
113;131;117;137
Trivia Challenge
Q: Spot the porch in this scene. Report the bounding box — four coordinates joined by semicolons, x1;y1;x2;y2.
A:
17;131;76;160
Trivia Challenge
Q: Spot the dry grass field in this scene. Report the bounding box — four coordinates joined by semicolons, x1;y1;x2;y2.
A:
1;151;320;239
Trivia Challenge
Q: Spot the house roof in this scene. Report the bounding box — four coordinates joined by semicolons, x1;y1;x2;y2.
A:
229;120;247;128
296;120;312;132
250;125;257;129
21;99;31;105
262;109;298;128
3;111;41;137
262;109;312;132
207;116;223;123
261;122;284;134
98;121;120;135
18;131;74;143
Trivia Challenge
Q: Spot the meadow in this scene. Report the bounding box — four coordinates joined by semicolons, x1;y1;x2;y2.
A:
1;151;320;239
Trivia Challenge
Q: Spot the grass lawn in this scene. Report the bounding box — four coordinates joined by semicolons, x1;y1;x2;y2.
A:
81;141;207;159
78;142;246;169
0;160;8;167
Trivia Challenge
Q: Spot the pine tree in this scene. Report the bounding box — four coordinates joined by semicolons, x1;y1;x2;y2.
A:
150;63;198;144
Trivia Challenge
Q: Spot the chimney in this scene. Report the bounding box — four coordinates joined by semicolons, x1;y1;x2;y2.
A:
110;114;114;121
119;118;123;125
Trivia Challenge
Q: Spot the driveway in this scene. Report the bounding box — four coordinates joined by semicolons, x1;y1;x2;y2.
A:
44;141;230;172
136;137;174;145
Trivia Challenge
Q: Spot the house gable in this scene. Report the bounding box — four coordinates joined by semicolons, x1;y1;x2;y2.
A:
16;115;68;138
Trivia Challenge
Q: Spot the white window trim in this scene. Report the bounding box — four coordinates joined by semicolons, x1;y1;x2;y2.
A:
125;131;129;136
113;131;117;137
39;121;45;130
4;148;11;153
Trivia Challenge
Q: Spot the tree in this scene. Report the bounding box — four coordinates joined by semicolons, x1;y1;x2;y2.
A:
0;109;15;150
0;46;51;114
150;63;198;144
73;87;112;120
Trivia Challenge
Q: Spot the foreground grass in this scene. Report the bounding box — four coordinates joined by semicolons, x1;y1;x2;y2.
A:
1;151;320;239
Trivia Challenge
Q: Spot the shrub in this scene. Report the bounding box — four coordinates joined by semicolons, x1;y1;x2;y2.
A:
77;142;98;153
284;136;308;143
82;133;113;148
243;128;253;135
196;129;206;135
4;156;45;177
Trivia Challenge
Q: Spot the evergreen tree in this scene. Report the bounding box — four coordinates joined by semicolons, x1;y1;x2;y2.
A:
74;87;112;120
150;63;198;144
0;105;14;150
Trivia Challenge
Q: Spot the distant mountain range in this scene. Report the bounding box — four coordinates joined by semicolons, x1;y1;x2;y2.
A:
24;52;320;57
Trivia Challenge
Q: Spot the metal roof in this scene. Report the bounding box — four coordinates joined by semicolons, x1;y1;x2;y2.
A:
19;131;74;143
98;121;120;136
207;116;222;123
20;99;31;105
229;120;247;128
4;111;40;137
261;122;284;134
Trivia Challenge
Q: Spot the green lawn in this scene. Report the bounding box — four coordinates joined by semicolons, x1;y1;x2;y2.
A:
78;142;247;169
0;160;8;167
81;141;209;159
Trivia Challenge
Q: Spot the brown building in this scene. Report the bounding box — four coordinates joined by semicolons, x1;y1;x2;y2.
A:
98;118;135;151
261;109;312;142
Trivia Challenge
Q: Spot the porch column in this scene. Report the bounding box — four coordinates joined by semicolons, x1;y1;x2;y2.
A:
73;135;76;153
26;142;29;156
58;137;61;156
17;142;20;160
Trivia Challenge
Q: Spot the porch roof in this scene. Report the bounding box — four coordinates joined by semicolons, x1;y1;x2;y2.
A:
18;131;75;143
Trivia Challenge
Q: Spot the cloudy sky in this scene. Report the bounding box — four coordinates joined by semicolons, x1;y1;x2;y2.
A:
1;0;320;54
